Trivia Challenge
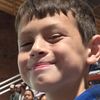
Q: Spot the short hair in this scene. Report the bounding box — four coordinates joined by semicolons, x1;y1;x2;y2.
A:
39;94;46;100
24;89;34;97
15;0;97;44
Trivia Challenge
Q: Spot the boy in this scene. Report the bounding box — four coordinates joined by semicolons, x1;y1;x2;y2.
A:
15;0;100;100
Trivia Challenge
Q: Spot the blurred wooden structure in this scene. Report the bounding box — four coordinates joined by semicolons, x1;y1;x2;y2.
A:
0;0;24;15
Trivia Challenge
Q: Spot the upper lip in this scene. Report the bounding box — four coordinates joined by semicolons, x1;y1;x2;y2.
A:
32;60;54;69
35;61;51;66
27;58;55;70
34;61;51;67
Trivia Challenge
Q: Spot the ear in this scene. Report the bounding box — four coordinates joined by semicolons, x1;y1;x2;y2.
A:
87;35;100;64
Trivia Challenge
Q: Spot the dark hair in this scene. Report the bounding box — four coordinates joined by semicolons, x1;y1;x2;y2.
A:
24;89;34;97
15;0;97;44
21;82;27;89
39;94;46;100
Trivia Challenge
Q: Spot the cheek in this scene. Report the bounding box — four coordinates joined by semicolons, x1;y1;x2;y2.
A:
18;53;27;73
53;43;86;76
18;53;30;83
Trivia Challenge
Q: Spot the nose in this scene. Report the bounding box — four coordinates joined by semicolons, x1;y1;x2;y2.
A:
29;36;48;58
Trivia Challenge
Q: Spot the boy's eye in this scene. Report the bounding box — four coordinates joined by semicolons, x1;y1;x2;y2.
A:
47;33;63;43
50;33;61;39
19;42;33;51
21;42;33;47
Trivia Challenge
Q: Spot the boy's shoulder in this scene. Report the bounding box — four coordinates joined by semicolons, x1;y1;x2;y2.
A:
75;84;100;100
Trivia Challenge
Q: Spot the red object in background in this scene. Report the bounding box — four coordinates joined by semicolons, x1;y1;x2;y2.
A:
88;62;100;81
88;74;100;81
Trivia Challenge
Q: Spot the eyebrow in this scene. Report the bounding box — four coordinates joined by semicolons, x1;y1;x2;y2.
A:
20;24;57;35
41;24;69;35
19;23;64;40
41;24;59;32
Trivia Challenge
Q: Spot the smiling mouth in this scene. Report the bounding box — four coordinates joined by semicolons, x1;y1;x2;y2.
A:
33;62;52;70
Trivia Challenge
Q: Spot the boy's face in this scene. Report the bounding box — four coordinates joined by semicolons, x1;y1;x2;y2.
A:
18;12;89;91
24;90;34;100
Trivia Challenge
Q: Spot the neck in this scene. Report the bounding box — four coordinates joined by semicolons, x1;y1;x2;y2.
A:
46;79;86;100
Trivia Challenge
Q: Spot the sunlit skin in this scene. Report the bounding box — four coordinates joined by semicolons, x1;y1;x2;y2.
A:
17;12;99;100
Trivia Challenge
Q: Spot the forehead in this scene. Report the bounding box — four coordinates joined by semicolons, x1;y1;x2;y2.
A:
25;90;32;94
18;11;77;35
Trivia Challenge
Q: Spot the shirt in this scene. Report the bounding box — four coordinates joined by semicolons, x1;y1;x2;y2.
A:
75;84;100;100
